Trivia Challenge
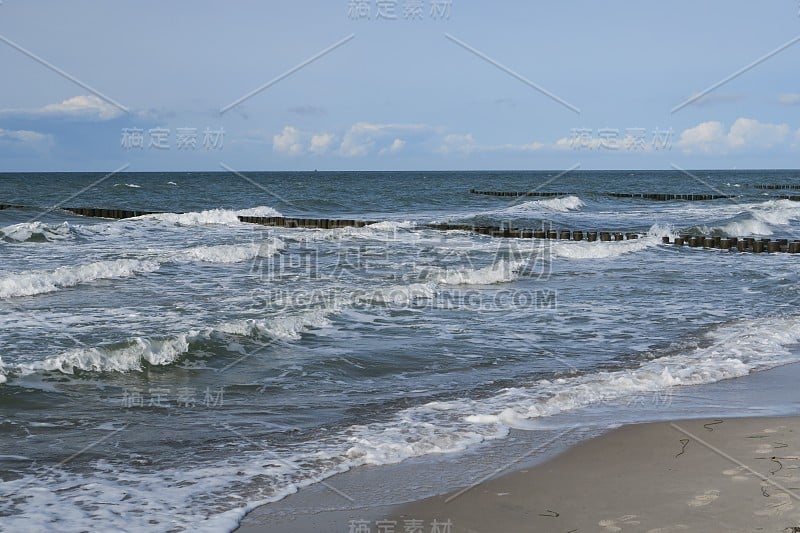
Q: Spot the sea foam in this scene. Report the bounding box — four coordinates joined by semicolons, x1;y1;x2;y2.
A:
0;259;161;299
135;206;283;226
0;221;77;243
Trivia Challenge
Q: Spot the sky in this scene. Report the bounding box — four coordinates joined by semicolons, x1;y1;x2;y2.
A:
0;0;798;172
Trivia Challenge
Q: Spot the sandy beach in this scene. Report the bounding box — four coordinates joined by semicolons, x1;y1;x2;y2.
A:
239;416;800;532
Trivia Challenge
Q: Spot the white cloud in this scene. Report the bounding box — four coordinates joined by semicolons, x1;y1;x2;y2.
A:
677;121;726;153
272;126;305;155
339;122;431;157
437;133;477;155
727;118;789;148
439;133;545;154
0;128;50;143
778;93;800;106
678;118;790;154
309;132;335;154
378;138;406;155
490;141;545;152
0;95;125;121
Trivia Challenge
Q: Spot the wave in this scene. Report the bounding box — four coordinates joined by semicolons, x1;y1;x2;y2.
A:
6;307;337;379
549;224;668;260
135;206;283;226
346;313;800;464
357;282;438;306
0;221;77;243
550;236;657;259
713;199;800;236
293;220;418;243
718;219;774;236
175;238;284;264
470;313;800;424
429;259;523;285
359;258;528;308
491;195;586;217
0;259;161;299
5;314;800;532
114;183;141;188
17;334;196;375
217;308;334;342
0;238;285;300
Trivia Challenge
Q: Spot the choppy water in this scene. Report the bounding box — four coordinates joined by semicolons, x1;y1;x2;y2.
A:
2;170;800;532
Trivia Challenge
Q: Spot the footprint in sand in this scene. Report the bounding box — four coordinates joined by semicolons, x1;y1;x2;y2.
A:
722;466;750;481
688;489;719;507
754;491;794;517
646;526;690;533
755;443;775;454
599;514;640;531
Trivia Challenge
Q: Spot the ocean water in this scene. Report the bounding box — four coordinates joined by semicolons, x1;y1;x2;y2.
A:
1;169;800;531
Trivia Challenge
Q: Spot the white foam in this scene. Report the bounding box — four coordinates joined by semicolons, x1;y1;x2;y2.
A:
136;206;283;227
489;195;586;217
551;235;658;259
719;219;774;236
751;199;800;225
218;308;334;341
6;311;800;531
0;221;75;242
714;199;800;236
6;306;335;380
0;259;161;299
293;220;417;243
17;334;195;375
342;313;800;466
365;220;416;230
356;282;437;305
175;238;284;264
431;259;522;285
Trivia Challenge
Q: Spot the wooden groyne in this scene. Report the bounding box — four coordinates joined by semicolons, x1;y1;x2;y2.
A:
425;222;643;241
661;235;800;253
62;207;159;219
4;203;799;254
755;185;800;190
238;216;376;228
469;189;733;201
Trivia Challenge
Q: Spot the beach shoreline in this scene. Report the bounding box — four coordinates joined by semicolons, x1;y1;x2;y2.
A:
236;362;800;532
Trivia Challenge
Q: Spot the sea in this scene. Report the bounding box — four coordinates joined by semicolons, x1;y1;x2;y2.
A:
2;169;800;532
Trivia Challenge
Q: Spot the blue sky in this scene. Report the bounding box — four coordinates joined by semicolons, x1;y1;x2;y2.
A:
0;0;798;171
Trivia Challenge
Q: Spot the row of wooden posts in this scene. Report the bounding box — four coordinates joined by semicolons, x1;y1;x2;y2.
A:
62;207;159;219
661;235;800;253
469;189;800;202
4;204;800;254
239;217;800;253
238;216;375;229
469;189;734;200
754;185;800;190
